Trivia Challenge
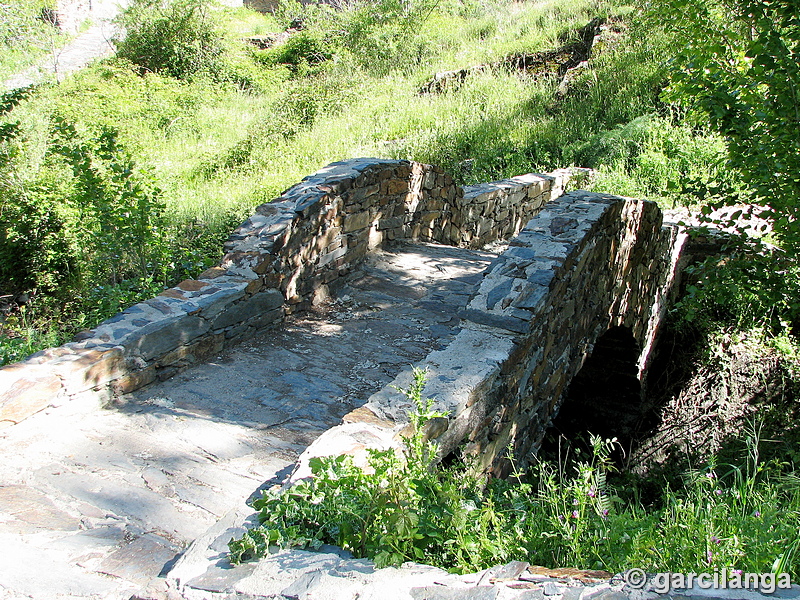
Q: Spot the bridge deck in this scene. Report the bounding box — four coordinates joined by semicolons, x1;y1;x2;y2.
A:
0;241;496;599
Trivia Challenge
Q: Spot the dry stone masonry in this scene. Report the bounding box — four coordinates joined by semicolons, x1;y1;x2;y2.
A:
294;188;687;479
0;158;573;429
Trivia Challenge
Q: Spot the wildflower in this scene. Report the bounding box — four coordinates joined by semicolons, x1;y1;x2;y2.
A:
753;510;761;517
732;569;743;576
705;472;716;479
601;509;609;519
573;498;579;506
558;515;565;523
587;487;597;498
715;489;723;496
711;536;721;545
706;550;714;564
572;510;579;519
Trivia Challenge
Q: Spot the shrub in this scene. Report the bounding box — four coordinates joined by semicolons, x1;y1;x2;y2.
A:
115;0;226;80
675;244;800;336
648;0;800;258
0;89;79;296
0;180;79;296
48;118;168;287
217;49;288;93
0;110;171;360
270;30;337;76
229;370;800;578
263;0;443;77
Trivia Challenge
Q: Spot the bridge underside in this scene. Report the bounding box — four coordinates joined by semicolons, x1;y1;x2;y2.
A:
545;324;662;456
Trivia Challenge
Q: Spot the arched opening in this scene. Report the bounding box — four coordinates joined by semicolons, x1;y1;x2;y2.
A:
544;326;657;459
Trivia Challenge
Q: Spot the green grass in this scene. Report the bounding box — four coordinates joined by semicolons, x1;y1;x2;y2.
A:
11;0;712;218
218;5;282;38
0;0;742;362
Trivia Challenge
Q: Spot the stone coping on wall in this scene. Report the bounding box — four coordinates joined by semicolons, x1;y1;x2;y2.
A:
0;159;581;428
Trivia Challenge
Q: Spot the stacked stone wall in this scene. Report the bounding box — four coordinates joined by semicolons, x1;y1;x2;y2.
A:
0;158;572;427
448;194;683;474
294;191;687;479
217;159;573;312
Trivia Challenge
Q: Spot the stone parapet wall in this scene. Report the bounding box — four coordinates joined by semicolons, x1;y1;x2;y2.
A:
293;191;687;480
457;169;577;247
218;159;573;312
0;158;574;428
446;193;684;474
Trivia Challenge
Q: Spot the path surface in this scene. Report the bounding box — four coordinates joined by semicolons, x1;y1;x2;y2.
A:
0;241;496;599
3;0;126;91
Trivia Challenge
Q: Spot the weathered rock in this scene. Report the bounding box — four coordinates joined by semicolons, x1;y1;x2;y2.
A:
96;533;180;586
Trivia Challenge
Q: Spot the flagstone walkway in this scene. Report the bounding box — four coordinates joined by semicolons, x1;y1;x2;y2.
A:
0;242;496;599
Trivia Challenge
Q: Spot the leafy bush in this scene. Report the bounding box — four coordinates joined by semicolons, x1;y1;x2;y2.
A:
0;108;174;362
48;118;168;287
0;317;67;366
0;0;68;79
0;180;79;295
270;30;337;76
115;0;226;80
633;0;800;348
161;210;246;283
675;243;800;337
263;0;443;76
0;89;79;296
649;0;800;258
217;49;288;93
229;368;457;568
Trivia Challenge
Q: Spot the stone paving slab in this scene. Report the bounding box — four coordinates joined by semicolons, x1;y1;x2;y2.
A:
0;242;495;599
169;543;800;600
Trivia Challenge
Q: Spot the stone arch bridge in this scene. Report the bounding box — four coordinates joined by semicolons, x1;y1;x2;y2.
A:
0;158;688;598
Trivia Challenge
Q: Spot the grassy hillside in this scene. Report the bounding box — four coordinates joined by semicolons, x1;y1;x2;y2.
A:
0;0;793;365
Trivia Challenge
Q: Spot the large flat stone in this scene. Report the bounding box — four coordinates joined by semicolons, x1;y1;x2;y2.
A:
96;532;180;586
129;313;210;361
233;550;346;596
411;586;499;600
0;367;63;424
0;485;81;533
0;533;129;599
211;288;284;330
